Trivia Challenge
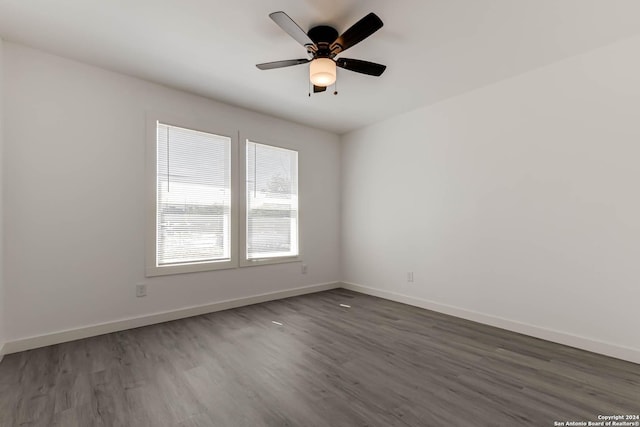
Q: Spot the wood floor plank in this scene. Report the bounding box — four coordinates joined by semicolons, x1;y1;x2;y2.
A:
0;289;638;426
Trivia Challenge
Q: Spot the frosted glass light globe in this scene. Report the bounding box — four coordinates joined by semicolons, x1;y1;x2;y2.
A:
310;58;336;86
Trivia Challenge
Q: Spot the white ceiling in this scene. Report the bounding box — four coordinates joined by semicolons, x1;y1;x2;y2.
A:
1;0;640;134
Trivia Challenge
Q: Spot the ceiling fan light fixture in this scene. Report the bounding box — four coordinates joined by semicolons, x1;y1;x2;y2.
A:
310;58;336;87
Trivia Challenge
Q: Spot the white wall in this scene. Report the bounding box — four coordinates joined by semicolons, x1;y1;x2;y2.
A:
4;34;640;363
341;35;640;362
0;37;5;357
2;42;340;343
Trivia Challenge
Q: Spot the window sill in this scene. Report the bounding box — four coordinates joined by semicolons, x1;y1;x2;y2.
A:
239;256;301;268
145;259;237;277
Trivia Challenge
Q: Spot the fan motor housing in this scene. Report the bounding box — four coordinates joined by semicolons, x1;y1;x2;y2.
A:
307;25;338;57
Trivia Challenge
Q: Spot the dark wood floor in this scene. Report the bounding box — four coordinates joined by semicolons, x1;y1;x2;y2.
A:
0;289;638;426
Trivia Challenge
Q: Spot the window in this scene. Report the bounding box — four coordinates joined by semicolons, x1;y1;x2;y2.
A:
146;116;300;276
146;120;237;276
244;141;299;263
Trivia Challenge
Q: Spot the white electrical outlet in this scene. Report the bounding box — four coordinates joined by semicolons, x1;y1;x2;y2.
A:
136;283;147;297
407;272;414;283
301;264;308;274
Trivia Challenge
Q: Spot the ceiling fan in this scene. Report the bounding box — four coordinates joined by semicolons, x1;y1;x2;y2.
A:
256;11;387;93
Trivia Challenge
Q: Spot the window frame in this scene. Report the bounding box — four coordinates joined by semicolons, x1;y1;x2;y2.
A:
239;134;302;267
145;113;239;277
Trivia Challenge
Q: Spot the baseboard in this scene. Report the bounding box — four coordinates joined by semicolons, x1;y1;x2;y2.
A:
2;281;340;355
340;282;640;365
7;280;638;365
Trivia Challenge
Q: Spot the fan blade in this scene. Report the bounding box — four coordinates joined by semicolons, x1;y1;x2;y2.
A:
269;11;314;48
256;59;310;70
336;58;386;76
313;85;327;93
330;13;383;54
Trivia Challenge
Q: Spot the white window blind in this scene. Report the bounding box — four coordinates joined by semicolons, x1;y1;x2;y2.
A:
246;141;298;260
156;122;231;266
